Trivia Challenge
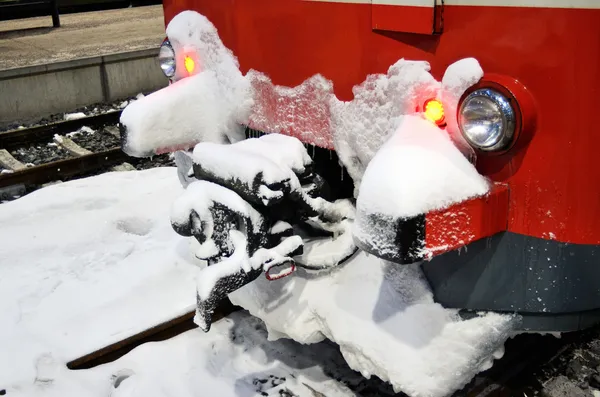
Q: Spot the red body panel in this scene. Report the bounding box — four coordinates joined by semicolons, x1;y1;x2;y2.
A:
425;183;509;258
162;0;600;245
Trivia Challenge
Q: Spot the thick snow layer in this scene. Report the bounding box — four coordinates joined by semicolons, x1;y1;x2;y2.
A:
235;133;313;175
230;252;518;397
120;11;253;157
120;72;248;157
355;114;489;221
0;168;199;389
0;169;357;397
192;141;292;186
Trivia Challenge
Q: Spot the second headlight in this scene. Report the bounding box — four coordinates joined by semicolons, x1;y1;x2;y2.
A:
459;88;516;152
158;38;176;78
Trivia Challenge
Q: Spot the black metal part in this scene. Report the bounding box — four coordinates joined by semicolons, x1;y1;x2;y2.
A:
178;131;358;332
422;232;600;332
243;126;354;201
354;212;426;264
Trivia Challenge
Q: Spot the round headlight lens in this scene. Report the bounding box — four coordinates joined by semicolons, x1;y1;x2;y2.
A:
158;39;176;78
459;88;516;152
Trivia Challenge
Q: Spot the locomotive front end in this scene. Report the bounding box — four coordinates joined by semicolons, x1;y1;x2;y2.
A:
124;0;600;334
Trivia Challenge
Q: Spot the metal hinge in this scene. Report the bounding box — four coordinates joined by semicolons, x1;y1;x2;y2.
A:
433;0;445;34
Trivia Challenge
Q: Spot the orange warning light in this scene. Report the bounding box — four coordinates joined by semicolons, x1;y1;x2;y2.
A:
184;56;195;74
423;99;445;126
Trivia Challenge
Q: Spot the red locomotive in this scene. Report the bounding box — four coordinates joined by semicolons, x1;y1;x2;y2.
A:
121;0;600;332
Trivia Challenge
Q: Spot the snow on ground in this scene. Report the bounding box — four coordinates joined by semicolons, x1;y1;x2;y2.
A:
0;168;197;390
0;168;360;397
230;252;518;397
4;311;360;397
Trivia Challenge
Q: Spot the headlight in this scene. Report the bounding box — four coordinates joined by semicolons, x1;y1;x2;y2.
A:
158;39;176;78
459;88;516;152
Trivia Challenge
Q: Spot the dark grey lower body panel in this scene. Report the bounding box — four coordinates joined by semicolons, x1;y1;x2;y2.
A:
421;232;600;332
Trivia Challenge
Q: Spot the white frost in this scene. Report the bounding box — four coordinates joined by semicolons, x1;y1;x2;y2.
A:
247;71;335;149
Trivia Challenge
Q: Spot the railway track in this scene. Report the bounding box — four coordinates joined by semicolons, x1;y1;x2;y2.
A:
0;111;175;197
0;111;130;190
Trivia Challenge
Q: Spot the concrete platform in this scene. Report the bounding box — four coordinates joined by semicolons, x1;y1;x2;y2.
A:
0;6;169;125
0;5;166;70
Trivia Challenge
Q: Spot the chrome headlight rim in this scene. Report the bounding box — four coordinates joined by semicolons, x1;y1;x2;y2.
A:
158;38;176;79
459;87;517;153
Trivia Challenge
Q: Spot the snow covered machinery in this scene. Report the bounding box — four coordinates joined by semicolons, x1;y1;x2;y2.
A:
120;1;600;333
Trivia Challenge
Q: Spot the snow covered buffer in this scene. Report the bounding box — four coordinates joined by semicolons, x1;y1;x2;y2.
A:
120;4;600;334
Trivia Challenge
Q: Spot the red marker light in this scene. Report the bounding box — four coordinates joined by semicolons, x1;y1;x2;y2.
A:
423;98;446;126
184;55;195;74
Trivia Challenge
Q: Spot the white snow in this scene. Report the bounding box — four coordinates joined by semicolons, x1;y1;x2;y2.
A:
270;221;292;235
0;169;357;397
171;179;265;235
235;133;313;175
63;112;87;121
16;311;360;397
230;252;518;397
0;168;198;390
330;60;440;193
439;58;484;155
1;164;517;397
120;72;249;157
66;126;95;138
192;141;292;186
355;114;489;220
120;11;253;157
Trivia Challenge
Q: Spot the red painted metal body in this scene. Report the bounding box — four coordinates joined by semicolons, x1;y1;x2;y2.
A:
161;0;600;247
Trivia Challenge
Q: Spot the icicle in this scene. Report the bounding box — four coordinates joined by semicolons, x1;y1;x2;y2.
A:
312;144;316;157
329;150;332;160
341;166;344;181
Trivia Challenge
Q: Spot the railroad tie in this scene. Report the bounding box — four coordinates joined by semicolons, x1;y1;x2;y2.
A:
104;126;121;139
0;149;26;171
53;135;92;157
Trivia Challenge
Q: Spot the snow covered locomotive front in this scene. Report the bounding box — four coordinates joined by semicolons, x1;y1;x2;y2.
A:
120;0;600;334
